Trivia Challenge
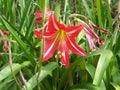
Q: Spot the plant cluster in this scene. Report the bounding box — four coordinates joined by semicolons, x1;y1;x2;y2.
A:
0;0;120;90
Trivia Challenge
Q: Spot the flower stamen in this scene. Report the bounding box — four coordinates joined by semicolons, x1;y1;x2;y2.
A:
55;51;63;58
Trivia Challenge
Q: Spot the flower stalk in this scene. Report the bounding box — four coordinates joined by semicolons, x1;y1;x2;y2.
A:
8;41;21;88
36;0;47;89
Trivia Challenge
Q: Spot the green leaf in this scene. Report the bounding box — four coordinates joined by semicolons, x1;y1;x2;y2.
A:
58;68;70;90
0;64;21;82
85;63;95;79
22;62;58;90
93;50;113;85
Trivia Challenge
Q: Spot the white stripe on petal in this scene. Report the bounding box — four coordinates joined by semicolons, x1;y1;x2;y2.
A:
44;40;56;58
68;38;85;56
52;15;60;30
44;33;60;58
68;29;77;34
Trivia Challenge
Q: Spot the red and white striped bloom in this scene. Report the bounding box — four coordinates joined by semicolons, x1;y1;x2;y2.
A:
34;14;86;68
79;20;109;51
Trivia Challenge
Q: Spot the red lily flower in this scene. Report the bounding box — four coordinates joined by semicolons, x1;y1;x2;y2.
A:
34;14;86;68
79;20;109;51
34;8;52;24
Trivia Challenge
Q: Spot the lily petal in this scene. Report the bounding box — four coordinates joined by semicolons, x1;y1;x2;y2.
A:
66;37;86;56
34;30;55;39
34;30;42;39
43;34;60;61
67;24;84;37
84;24;99;39
59;40;70;68
80;20;99;39
85;32;96;50
89;21;109;34
48;14;60;32
83;21;106;50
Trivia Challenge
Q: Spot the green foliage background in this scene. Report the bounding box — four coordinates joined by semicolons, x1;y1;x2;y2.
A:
0;0;120;90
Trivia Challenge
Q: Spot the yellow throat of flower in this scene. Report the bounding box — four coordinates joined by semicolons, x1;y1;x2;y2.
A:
57;30;67;41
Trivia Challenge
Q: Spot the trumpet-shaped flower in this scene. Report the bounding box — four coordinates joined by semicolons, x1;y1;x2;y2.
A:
79;20;109;51
34;14;86;68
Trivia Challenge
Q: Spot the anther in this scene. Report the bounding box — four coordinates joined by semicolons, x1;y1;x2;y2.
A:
55;51;63;58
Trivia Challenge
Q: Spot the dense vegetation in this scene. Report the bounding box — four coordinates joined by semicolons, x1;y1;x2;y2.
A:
0;0;120;90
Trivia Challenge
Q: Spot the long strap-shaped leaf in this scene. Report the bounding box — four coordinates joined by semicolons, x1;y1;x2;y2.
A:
93;50;113;86
0;61;31;82
0;64;21;82
22;62;58;90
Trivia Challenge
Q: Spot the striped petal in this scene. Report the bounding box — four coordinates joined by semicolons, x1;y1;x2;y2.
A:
34;30;55;39
79;20;99;39
89;21;109;34
66;37;86;56
48;14;70;32
84;24;99;39
67;24;84;37
34;30;42;39
85;32;96;50
59;40;70;68
48;14;60;32
43;34;60;61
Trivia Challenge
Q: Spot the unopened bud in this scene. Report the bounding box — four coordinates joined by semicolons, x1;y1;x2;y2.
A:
4;30;10;36
3;41;9;51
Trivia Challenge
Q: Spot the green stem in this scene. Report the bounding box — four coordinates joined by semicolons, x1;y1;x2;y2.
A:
36;0;47;89
8;41;21;88
63;0;68;23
